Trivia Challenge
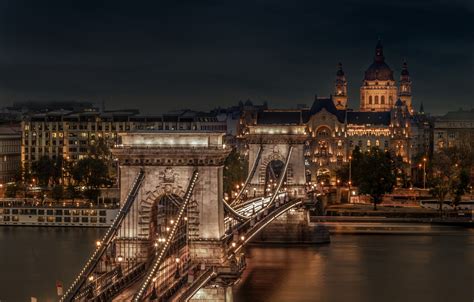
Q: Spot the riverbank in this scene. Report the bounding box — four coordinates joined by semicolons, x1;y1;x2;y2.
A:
310;216;473;234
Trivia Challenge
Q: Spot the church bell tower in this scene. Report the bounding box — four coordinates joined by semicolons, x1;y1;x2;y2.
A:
398;61;413;113
333;62;348;110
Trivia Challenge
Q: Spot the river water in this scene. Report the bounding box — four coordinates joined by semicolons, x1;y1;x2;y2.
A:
0;227;473;302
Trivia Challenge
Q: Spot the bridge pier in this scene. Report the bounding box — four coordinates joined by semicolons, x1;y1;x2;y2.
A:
252;207;330;244
191;286;233;302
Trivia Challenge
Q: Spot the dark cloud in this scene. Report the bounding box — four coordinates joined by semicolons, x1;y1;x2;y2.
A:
0;0;472;114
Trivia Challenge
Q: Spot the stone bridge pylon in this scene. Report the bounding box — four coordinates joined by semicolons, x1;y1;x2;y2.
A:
244;113;308;198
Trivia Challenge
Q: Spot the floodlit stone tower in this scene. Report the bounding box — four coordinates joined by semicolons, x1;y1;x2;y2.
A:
333;62;348;110
398;61;413;113
360;40;398;111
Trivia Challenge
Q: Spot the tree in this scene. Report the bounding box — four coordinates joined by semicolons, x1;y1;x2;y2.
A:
71;157;111;202
51;156;64;185
393;155;411;188
453;169;470;208
5;183;19;198
66;184;78;202
335;164;349;185
355;147;396;210
51;185;64;201
31;156;56;187
430;146;472;214
223;148;248;197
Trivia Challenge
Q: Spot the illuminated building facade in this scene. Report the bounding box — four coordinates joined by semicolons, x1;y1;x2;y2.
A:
246;41;429;183
21;108;226;171
0;123;21;184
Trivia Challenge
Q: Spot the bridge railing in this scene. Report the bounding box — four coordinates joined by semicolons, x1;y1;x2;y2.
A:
132;169;200;301
177;266;217;302
265;145;293;208
231;145;263;206
61;169;145;301
224;197;303;256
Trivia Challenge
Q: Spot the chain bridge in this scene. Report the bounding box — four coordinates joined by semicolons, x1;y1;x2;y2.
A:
61;129;326;302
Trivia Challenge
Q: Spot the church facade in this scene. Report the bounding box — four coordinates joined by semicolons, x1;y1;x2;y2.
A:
245;41;430;184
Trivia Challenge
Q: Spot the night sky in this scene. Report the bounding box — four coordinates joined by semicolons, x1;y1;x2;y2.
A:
0;0;472;114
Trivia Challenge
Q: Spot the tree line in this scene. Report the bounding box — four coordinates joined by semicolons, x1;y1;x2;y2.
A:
5;138;115;202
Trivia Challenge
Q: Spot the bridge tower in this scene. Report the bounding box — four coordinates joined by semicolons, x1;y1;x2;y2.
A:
245;111;307;198
113;132;230;263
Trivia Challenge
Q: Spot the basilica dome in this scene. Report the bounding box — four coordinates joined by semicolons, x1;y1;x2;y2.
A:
364;40;394;81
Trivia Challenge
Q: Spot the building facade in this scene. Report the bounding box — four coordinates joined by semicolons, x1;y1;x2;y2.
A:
243;41;430;184
21;107;226;170
433;109;474;152
0;124;21;184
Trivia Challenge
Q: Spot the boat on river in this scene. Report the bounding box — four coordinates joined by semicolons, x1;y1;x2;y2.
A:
0;198;119;227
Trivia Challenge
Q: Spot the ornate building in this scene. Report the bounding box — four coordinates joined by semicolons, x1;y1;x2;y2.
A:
360;40;399;112
244;41;430;184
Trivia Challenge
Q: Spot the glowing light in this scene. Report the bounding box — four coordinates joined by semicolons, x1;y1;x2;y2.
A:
95;240;101;247
88;275;94;281
117;256;124;262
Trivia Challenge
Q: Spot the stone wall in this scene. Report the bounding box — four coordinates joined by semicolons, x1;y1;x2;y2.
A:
252;208;330;244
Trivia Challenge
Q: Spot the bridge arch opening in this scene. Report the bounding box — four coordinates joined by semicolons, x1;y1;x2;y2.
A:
265;159;286;196
150;194;187;249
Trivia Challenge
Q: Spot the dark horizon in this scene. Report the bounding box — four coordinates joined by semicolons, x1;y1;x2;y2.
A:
1;0;473;115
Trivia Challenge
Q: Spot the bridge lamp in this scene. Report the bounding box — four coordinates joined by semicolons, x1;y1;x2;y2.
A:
117;256;124;262
154;242;158;247
240;236;245;241
166;227;170;232
231;242;236;248
95;240;101;247
88;275;94;281
184;217;188;221
175;258;180;263
241;182;244;187
170;219;174;225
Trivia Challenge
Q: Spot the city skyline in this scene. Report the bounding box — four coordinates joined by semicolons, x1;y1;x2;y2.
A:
1;0;473;115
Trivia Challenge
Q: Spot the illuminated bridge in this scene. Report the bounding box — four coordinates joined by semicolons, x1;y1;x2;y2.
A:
61;130;323;302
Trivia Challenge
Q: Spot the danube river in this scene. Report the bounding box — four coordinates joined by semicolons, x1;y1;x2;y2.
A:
0;227;473;302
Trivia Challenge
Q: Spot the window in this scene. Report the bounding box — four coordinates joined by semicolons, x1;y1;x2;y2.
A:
369;96;373;104
64;217;71;223
81;217;89;223
375;96;379;104
381;96;385;104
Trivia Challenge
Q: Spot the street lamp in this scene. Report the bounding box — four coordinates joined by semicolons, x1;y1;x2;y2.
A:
348;155;352;202
422;157;427;189
348;155;352;186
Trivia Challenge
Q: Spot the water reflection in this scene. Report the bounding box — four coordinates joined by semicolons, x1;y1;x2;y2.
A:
0;228;473;302
235;233;474;302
